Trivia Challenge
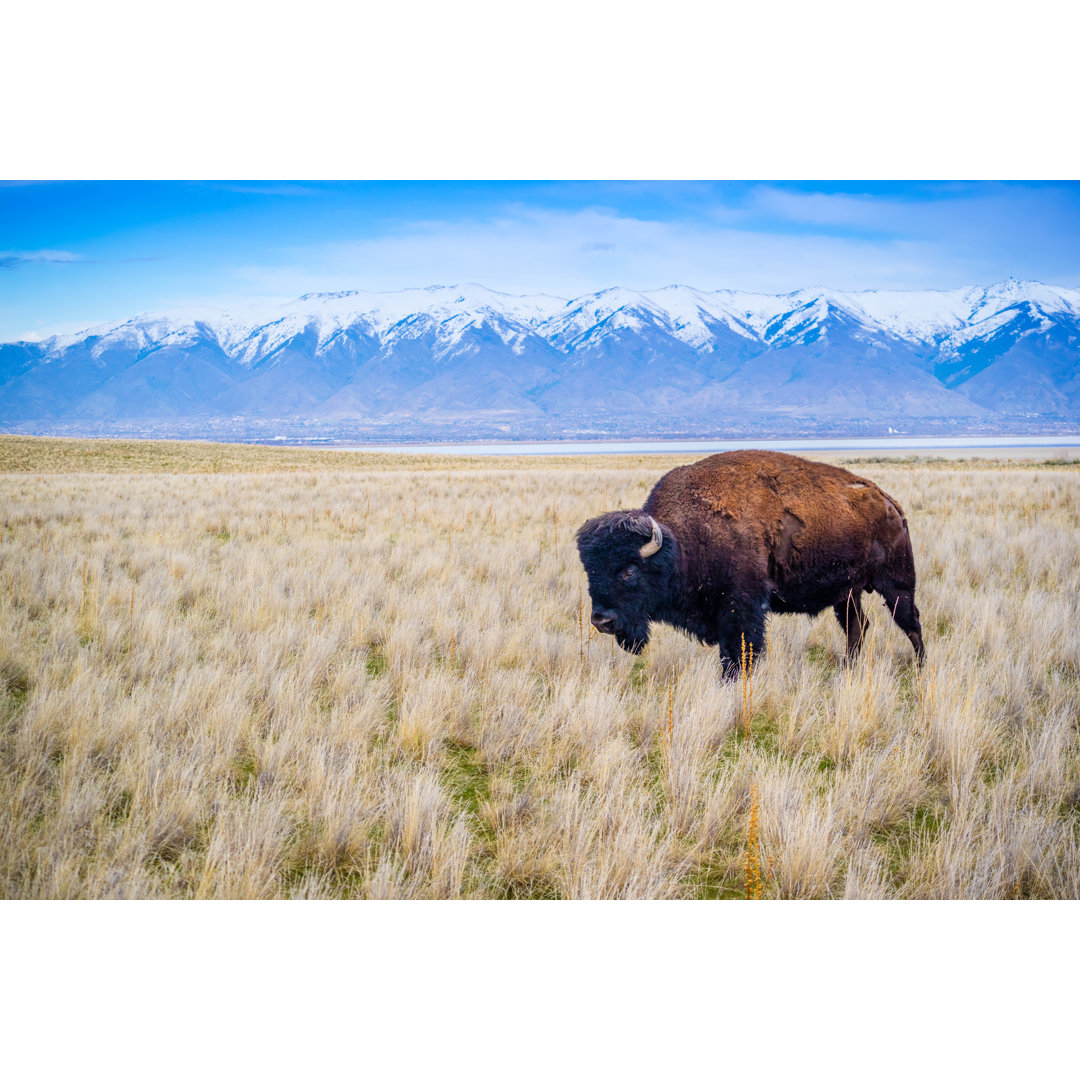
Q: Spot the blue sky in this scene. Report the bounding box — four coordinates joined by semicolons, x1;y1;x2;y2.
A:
3;180;1080;342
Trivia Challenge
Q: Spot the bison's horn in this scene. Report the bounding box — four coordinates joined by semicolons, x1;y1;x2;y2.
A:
639;516;663;558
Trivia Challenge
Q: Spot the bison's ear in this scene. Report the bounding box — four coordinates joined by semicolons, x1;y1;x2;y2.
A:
638;515;663;558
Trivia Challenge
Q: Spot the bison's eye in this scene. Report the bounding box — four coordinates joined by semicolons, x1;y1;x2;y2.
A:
618;565;638;583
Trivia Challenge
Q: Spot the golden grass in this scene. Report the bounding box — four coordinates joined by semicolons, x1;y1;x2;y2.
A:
2;437;1079;898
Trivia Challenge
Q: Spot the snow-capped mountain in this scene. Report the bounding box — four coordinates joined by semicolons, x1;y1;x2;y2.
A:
2;280;1078;440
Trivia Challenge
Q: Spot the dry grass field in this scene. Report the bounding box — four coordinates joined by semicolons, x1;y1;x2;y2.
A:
2;435;1079;899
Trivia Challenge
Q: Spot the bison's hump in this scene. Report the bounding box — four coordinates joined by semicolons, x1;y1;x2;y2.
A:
643;450;909;552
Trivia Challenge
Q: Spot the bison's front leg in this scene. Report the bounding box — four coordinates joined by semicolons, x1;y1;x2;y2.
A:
714;600;767;680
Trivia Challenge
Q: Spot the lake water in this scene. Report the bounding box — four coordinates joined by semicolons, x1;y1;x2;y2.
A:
337;435;1080;457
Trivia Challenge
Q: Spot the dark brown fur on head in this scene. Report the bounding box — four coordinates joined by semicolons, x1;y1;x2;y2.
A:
575;511;678;654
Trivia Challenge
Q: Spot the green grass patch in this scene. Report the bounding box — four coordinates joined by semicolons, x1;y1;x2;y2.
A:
229;751;258;796
365;641;388;677
870;801;947;884
682;855;746;900
807;643;839;675
642;744;671;817
439;740;562;898
1;680;29;722
492;873;562;900
108;788;134;824
442;739;494;840
440;738;555;897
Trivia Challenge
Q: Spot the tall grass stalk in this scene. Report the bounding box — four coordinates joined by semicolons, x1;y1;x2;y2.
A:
741;633;754;742
745;782;762;899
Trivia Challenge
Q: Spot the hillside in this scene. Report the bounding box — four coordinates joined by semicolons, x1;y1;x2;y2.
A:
3;280;1078;440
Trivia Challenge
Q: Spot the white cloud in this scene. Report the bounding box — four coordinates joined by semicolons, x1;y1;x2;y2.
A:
7;316;103;342
746;184;1080;255
221;204;1005;298
0;249;81;269
203;182;328;197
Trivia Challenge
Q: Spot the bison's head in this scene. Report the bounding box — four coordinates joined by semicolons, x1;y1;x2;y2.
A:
575;510;676;654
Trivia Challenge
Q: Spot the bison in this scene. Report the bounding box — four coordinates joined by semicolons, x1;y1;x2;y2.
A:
575;450;925;676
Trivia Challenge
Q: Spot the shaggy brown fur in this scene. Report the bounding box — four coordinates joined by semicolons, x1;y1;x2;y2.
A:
576;450;925;676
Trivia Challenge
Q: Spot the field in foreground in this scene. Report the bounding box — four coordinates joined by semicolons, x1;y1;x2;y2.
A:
2;437;1079;898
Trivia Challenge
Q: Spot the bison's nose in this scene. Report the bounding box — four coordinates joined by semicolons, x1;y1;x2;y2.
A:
591;611;617;634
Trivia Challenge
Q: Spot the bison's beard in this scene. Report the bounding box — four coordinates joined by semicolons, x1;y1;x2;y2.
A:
614;625;650;654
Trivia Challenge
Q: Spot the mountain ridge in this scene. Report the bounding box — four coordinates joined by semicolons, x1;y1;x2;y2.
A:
3;280;1079;441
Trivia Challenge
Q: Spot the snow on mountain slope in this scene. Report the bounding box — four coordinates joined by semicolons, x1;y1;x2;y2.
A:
17;279;1080;358
28;285;572;367
3;279;1078;435
637;286;765;348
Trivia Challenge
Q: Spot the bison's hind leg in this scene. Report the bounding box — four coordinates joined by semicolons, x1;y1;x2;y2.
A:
833;589;868;660
879;587;926;665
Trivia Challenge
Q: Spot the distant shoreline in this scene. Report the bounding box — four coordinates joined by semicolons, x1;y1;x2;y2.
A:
325;435;1080;457
4;431;1079;464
